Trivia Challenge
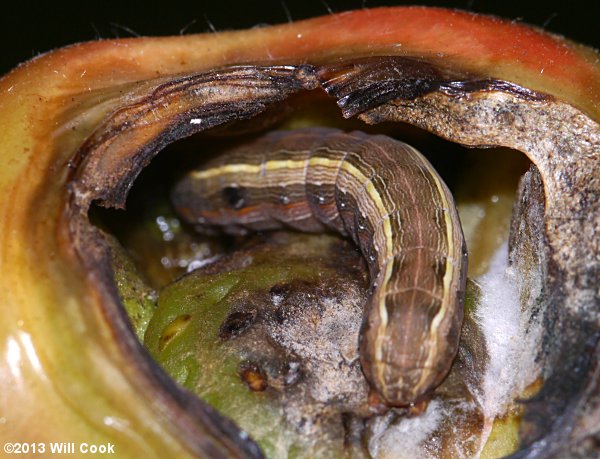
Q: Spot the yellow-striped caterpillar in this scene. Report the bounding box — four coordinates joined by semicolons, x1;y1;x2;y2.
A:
172;128;467;406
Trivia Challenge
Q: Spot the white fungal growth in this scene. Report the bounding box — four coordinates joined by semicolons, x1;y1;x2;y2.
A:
369;399;443;459
474;242;543;452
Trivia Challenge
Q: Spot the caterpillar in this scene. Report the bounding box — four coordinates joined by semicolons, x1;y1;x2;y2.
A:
171;127;467;406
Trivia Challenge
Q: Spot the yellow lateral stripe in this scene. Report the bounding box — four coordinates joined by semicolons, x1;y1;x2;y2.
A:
337;161;395;388
191;162;261;178
265;159;308;172
339;161;394;256
190;158;312;180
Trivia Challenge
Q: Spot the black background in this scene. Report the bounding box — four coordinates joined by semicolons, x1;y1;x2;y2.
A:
1;0;598;77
